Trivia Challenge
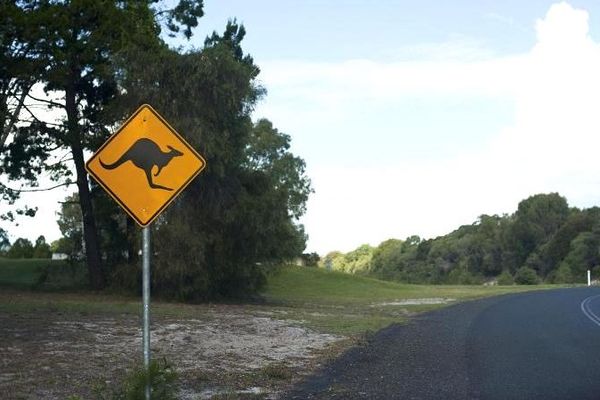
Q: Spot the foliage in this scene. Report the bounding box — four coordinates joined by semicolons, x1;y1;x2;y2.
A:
496;270;514;286
0;5;311;300
332;193;600;285
552;262;574;284
331;244;374;274
301;252;320;267
1;0;205;290
447;268;482;285
56;194;84;260
109;21;310;301
560;232;600;283
32;235;51;258
514;266;539;285
7;237;33;258
0;228;8;255
90;359;177;400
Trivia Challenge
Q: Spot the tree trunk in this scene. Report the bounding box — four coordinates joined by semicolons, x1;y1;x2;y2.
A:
65;86;105;290
126;217;139;264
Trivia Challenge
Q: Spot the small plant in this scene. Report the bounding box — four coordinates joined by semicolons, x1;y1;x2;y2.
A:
260;362;293;380
92;358;178;400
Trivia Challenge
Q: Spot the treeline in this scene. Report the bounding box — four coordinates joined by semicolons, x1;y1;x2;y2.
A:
323;193;599;285
0;236;52;259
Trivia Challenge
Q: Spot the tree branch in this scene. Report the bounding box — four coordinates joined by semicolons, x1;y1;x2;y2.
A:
1;83;32;148
26;92;64;108
1;181;74;193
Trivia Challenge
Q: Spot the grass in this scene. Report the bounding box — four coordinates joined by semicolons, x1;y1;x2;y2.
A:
261;266;565;335
0;257;58;287
0;257;87;290
0;258;566;336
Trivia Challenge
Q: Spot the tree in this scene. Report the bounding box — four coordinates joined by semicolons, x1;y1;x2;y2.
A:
7;237;33;258
560;232;600;282
32;235;51;258
321;251;344;271
0;2;41;150
537;211;589;276
0;228;8;255
107;21;311;300
506;193;569;268
371;239;404;274
56;193;83;260
0;0;205;289
301;252;320;267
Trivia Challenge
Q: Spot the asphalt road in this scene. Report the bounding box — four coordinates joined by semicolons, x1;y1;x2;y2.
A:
287;287;600;400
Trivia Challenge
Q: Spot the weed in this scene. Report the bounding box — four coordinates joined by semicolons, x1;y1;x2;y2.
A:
88;358;178;400
259;362;293;380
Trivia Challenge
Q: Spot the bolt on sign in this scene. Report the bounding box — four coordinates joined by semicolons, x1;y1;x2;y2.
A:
86;104;206;226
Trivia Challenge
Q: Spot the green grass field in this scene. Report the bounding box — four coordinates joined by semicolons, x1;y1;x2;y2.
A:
0;259;567;336
0;257;83;289
0;257;53;287
261;266;564;335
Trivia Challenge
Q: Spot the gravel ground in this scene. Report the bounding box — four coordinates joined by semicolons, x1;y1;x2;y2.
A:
0;305;341;399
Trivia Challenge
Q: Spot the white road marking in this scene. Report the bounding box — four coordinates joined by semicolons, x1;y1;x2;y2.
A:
580;294;600;327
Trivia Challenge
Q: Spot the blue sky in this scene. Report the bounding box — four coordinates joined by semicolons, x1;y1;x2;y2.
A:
6;1;600;255
186;1;600;254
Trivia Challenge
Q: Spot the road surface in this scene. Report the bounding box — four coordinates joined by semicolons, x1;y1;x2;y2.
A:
287;287;600;399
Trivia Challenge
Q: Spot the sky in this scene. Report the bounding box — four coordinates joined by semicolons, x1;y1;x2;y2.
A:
5;1;600;255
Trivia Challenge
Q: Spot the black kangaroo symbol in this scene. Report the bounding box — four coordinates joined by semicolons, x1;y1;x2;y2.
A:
100;138;184;191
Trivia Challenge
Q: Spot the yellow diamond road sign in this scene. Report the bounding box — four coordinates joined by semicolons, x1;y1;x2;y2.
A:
86;104;206;227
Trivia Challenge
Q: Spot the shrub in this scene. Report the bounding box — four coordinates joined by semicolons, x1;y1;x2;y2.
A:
497;270;514;285
514;266;539;285
92;359;178;400
553;262;574;284
117;359;177;400
447;268;482;285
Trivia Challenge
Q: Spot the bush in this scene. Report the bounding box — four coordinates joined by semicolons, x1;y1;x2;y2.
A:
553;262;574;284
90;359;178;400
34;261;88;290
514;266;539;285
497;270;514;285
117;359;177;400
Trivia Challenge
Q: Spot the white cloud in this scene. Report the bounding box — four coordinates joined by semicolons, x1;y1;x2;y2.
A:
255;2;600;254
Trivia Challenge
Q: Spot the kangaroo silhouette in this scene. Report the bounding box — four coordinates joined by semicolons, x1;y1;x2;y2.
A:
100;138;183;191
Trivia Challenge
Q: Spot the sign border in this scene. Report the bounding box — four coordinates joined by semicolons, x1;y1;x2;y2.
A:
85;104;206;227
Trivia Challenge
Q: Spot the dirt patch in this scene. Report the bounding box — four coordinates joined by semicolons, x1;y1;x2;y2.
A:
0;306;341;399
374;298;455;306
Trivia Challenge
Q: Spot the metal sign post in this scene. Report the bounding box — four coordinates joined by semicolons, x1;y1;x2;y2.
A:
85;104;206;400
142;226;151;400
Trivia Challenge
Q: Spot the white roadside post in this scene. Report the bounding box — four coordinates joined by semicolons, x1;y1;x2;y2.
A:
588;270;591;287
